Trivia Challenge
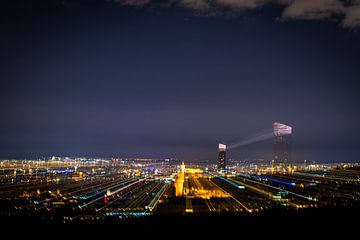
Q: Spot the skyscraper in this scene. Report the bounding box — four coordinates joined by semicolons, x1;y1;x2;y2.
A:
218;143;226;170
273;122;292;165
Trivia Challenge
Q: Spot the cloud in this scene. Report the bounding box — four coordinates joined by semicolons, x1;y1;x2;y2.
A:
115;0;151;6
282;0;344;20
215;0;266;9
179;0;210;10
111;0;360;29
177;0;268;12
341;4;360;28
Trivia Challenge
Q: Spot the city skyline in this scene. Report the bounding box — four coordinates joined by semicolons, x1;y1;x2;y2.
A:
1;1;360;230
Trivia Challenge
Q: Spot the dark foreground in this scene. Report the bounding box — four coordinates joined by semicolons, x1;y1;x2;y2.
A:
1;207;359;238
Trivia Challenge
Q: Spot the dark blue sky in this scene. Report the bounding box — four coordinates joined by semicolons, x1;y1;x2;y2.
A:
1;1;360;162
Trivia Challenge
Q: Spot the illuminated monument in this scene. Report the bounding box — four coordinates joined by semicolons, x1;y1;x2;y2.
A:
273;122;292;165
174;161;185;197
217;144;226;170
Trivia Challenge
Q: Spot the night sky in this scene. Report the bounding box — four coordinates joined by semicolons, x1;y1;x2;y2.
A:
1;0;360;162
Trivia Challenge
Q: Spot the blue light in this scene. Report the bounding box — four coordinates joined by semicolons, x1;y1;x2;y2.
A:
251;175;296;187
218;176;245;189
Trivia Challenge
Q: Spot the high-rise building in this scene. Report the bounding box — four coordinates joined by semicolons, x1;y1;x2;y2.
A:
273;122;292;165
218;143;226;170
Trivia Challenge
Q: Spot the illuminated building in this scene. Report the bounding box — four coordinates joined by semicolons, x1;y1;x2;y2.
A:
218;143;226;170
273;122;292;166
174;161;185;197
183;168;230;199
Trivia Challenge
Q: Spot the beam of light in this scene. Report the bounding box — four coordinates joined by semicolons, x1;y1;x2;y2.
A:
227;129;274;150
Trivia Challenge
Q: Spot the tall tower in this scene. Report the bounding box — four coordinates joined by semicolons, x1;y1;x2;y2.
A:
273;122;292;166
217;143;226;170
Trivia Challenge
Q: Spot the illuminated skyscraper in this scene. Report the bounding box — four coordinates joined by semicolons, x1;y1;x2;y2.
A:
273;122;292;165
217;144;226;170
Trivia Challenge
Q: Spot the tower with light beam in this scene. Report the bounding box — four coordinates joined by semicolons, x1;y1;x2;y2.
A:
273;122;292;166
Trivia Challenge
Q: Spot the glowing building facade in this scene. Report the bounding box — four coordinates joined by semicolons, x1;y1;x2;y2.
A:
217;144;226;170
273;122;292;165
175;161;185;197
